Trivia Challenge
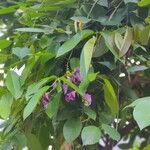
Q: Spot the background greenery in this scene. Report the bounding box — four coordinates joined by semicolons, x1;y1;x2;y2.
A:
0;0;150;149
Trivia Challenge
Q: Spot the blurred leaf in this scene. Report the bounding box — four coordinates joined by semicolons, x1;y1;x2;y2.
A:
138;0;150;6
15;28;47;33
56;30;94;57
0;5;19;15
124;0;138;4
0;93;13;119
81;126;101;145
5;71;23;99
63;118;82;143
128;65;148;73
80;36;96;79
46;92;61;119
97;0;108;7
0;40;11;49
26;133;42;150
70;58;80;70
12;47;29;59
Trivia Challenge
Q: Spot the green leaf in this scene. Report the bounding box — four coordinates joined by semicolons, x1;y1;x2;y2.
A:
102;124;120;141
83;106;96;120
5;71;23;99
46;92;61;119
56;30;94;57
12;47;29;59
81;126;101;146
103;79;119;117
80;36;96;79
132;97;150;130
63;118;82;143
0;40;11;49
0;93;13;119
23;86;49;120
138;0;150;7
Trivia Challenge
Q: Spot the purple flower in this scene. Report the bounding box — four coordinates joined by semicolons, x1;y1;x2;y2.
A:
63;83;68;94
65;91;76;102
42;93;50;108
70;67;82;84
84;93;92;106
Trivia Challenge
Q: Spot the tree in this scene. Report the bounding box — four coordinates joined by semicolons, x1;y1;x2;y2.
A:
0;0;150;149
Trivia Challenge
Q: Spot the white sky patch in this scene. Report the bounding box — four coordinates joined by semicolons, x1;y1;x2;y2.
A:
22;147;28;150
6;37;10;40
130;59;135;64
0;80;4;86
48;145;52;150
0;64;4;68
136;61;140;65
11;65;25;76
119;73;125;78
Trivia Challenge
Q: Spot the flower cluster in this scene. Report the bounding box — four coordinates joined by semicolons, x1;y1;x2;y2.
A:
42;68;92;107
42;93;50;108
63;67;92;106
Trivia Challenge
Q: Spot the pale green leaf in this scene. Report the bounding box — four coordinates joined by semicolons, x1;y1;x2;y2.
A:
5;71;23;99
133;97;150;130
56;30;94;57
80;36;96;79
81;126;101;145
12;47;29;59
0;93;13;119
63;118;82;143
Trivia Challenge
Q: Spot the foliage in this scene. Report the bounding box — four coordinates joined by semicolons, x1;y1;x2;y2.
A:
0;0;150;149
